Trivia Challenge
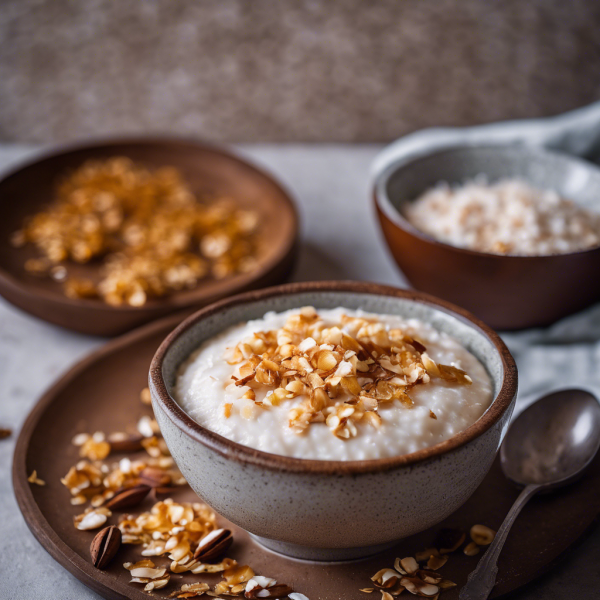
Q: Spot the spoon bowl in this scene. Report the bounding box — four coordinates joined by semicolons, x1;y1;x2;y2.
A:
500;388;600;488
461;388;600;600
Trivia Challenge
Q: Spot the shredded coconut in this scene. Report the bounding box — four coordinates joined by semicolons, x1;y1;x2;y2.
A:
405;178;600;255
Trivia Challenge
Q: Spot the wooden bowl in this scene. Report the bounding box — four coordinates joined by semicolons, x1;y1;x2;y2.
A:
0;138;299;336
374;145;600;330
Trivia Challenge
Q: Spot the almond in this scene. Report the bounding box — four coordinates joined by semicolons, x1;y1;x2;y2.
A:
194;528;233;561
105;484;151;510
90;525;121;569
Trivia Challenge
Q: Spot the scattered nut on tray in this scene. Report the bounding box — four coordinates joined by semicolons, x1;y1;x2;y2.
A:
39;387;308;599
12;157;260;306
28;384;497;598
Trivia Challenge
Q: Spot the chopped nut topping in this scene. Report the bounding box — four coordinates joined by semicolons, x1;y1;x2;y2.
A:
60;388;308;600
225;309;470;439
372;568;400;588
366;536;460;599
140;387;152;405
14;157;260;306
400;576;439;597
470;524;495;546
27;470;45;486
0;427;12;439
463;541;480;556
75;431;111;460
75;506;112;530
169;582;211;598
426;554;447;571
399;557;419;575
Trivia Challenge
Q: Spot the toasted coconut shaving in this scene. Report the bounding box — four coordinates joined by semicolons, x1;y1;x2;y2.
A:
28;470;46;486
225;308;471;439
14;157;260;306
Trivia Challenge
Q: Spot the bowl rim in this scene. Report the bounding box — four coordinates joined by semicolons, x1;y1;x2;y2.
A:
373;143;600;260
0;135;300;314
150;280;518;475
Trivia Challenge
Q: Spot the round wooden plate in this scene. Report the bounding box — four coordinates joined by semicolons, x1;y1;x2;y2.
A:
13;313;600;600
0;138;299;336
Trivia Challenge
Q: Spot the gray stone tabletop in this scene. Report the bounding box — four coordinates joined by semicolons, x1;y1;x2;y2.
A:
1;144;599;599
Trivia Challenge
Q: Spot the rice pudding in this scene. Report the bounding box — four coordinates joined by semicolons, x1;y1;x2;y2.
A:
175;307;493;461
405;178;600;256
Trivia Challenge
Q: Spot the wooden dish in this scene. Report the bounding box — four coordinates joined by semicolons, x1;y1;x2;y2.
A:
0;138;299;336
13;312;600;600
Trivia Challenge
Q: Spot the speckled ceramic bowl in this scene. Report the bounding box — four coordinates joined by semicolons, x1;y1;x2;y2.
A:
374;145;600;330
149;281;517;561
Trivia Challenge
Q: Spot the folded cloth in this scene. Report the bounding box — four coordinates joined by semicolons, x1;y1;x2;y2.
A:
371;101;600;412
371;100;600;178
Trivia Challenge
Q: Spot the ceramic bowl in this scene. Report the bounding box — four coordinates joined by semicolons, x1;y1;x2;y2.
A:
374;145;600;330
149;281;517;561
0;137;298;336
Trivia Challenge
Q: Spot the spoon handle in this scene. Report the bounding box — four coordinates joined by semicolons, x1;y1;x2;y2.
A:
459;483;541;600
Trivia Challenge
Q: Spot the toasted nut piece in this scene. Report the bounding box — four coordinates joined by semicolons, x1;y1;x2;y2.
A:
144;576;170;591
435;528;466;553
399;557;419;575
0;427;12;439
416;570;442;584
140;387;152;405
245;583;293;598
464;541;480;556
107;432;144;453
194;528;233;561
137;466;171;488
381;592;393;600
90;525;122;569
426;553;447;570
470;524;495;546
400;576;439;597
415;548;440;563
27;470;45;486
288;594;310;600
372;568;400;588
168;582;211;598
437;579;457;589
75;507;111;530
359;590;374;594
105;484;151;510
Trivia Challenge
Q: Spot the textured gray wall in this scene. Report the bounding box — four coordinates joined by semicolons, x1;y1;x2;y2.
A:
1;0;600;143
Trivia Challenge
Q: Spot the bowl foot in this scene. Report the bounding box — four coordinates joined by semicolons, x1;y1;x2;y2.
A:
250;534;398;562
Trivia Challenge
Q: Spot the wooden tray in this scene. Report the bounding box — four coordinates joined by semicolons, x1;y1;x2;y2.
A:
0;137;298;336
13;313;600;600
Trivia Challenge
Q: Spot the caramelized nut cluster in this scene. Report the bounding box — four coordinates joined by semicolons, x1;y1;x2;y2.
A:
225;308;471;439
57;388;307;598
364;525;496;598
13;157;260;306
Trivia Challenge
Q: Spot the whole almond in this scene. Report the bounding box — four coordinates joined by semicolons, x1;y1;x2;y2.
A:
90;525;121;569
138;466;171;488
105;484;151;510
194;528;233;561
107;433;144;453
245;584;293;599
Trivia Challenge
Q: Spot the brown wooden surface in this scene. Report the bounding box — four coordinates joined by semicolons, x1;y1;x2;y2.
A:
0;137;299;336
13;313;600;600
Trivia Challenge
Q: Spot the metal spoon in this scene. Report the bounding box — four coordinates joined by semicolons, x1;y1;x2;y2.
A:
459;388;600;600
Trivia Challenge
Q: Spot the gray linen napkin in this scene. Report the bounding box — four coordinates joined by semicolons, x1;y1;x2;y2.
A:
371;102;600;412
